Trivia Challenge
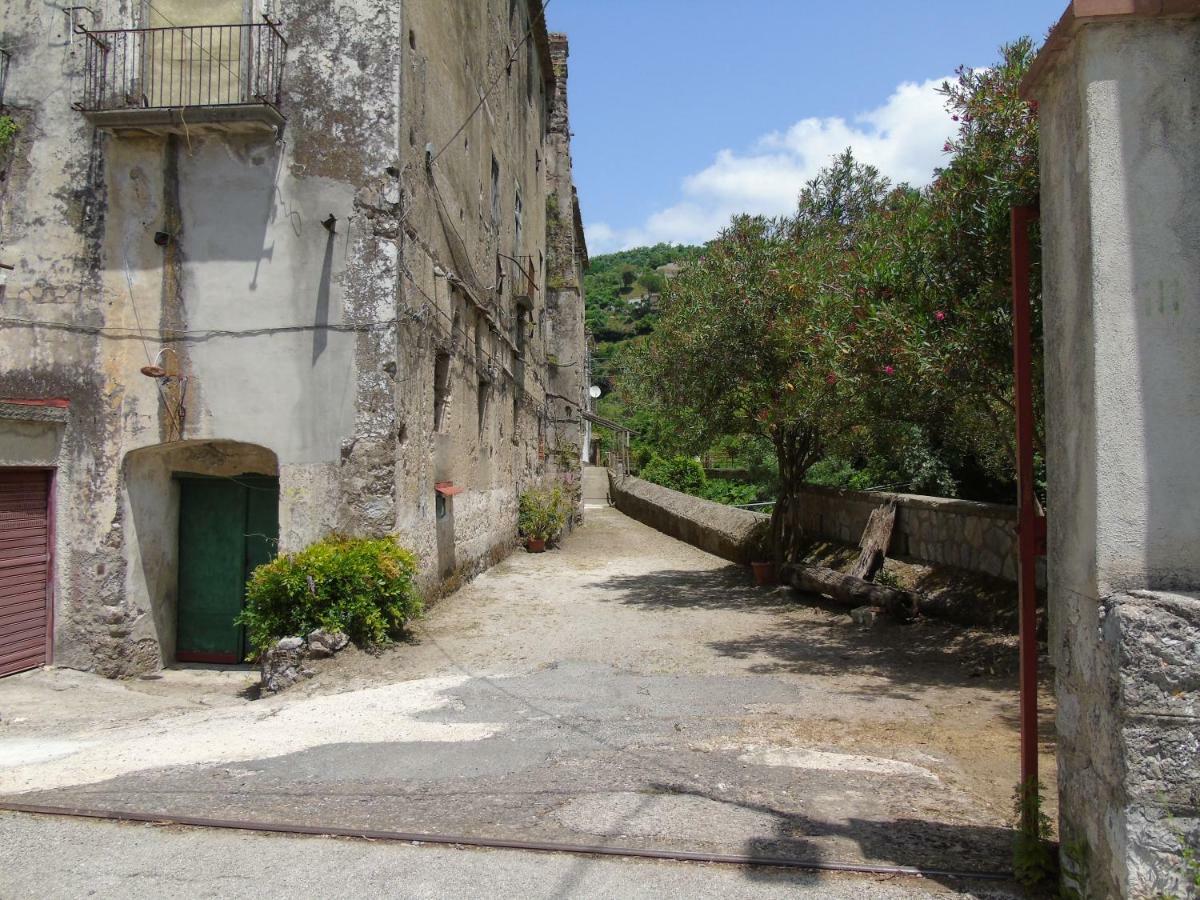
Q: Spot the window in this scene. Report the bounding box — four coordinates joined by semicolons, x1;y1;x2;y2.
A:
514;185;523;252
474;311;484;361
433;352;451;431
477;380;490;439
490;155;501;231
515;309;528;358
525;31;534;105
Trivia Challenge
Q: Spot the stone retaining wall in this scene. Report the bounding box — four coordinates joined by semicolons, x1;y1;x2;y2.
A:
608;472;769;565
794;484;1019;582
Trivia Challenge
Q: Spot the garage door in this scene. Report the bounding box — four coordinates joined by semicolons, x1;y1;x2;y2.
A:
0;471;51;677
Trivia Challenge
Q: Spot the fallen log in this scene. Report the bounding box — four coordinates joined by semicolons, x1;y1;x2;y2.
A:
784;563;919;619
848;500;897;582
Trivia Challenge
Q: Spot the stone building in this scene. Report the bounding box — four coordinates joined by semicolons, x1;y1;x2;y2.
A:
0;1;588;676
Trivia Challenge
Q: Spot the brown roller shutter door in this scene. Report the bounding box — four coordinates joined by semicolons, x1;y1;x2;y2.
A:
0;470;51;677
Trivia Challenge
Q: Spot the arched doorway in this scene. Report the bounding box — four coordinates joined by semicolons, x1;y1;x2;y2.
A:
123;440;279;665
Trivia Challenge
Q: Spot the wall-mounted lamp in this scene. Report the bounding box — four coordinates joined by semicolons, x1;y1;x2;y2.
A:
322;214;337;233
139;347;177;379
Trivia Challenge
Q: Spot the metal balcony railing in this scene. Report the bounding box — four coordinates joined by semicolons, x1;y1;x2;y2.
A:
74;20;286;114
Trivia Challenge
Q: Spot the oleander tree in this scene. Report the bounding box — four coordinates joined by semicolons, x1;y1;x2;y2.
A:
622;38;1042;557
625;153;892;558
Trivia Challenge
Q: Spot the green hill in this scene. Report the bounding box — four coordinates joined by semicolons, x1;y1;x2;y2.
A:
584;243;702;378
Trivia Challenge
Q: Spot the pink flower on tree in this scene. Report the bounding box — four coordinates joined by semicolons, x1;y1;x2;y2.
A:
935;310;946;322
826;372;837;385
883;365;895;376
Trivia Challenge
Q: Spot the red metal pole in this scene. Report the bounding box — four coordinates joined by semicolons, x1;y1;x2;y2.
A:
1010;205;1043;821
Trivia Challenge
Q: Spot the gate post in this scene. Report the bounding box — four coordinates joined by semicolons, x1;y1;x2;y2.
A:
1023;4;1200;896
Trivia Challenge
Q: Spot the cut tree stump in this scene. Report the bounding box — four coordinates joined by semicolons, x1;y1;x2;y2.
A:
784;563;919;620
848;500;897;582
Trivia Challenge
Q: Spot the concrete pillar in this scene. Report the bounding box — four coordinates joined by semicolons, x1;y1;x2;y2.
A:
1023;3;1200;896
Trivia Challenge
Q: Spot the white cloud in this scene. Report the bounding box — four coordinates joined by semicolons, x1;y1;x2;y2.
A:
586;76;955;254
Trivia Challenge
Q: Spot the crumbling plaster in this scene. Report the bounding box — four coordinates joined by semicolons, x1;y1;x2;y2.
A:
0;1;587;673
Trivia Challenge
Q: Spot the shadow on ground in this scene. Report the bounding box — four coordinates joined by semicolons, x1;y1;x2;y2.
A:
591;564;1028;694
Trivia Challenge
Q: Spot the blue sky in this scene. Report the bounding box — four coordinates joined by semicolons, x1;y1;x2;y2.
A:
546;0;1065;253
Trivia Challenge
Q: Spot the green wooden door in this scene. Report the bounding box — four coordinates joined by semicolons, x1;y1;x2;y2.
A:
176;475;278;664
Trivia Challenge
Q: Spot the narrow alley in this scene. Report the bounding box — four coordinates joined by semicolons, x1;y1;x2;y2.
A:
0;471;1047;893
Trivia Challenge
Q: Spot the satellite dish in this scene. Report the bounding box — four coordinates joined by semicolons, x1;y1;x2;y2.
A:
588;385;602;399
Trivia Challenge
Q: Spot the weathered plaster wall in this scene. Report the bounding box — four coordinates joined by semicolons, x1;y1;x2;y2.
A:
792;484;1020;581
0;2;130;675
1;1;585;672
394;3;585;593
15;0;398;675
1031;13;1200;897
609;472;770;566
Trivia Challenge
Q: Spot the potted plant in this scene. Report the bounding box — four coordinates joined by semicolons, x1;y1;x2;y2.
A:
519;485;566;552
750;560;776;586
749;533;776;586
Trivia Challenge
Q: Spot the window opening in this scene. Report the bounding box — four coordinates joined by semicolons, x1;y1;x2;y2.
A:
490;155;501;231
433;352;451;432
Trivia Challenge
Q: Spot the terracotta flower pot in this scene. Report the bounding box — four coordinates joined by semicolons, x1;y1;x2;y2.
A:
527;537;546;553
750;561;776;586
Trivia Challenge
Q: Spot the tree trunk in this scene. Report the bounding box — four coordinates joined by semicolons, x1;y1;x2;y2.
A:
784;563;918;619
848;500;897;582
769;423;819;564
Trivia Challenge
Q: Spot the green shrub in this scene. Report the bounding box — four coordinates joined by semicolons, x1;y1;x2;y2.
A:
0;115;19;155
1012;778;1058;892
519;484;568;541
700;477;762;507
640;454;706;495
237;534;421;656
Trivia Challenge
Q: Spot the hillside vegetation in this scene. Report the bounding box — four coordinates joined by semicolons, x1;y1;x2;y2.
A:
584;244;702;350
587;40;1041;517
583;244;703;471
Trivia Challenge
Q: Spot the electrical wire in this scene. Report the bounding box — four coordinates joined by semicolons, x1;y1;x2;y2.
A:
119;250;185;439
0;316;402;341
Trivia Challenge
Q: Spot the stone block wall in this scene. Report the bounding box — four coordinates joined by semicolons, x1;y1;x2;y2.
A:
792;485;1019;582
608;472;769;566
1055;589;1200;897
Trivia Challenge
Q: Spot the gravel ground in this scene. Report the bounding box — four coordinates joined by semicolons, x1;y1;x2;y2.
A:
0;476;1054;893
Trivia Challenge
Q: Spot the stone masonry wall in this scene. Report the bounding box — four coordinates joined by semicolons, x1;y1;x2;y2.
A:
793;485;1019;582
609;472;769;566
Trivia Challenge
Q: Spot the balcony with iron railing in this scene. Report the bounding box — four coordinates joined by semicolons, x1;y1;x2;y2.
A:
73;19;287;135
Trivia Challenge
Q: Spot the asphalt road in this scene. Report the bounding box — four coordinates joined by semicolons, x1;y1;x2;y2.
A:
0;811;1017;899
0;480;1041;895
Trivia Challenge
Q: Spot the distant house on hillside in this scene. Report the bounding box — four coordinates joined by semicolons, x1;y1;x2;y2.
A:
655;262;682;278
